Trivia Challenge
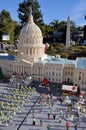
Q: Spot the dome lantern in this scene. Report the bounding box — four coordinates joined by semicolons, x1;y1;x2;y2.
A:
28;7;34;24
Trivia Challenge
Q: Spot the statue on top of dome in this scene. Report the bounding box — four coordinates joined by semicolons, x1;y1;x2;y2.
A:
29;6;32;15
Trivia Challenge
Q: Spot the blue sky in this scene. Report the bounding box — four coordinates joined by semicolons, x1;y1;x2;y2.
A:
0;0;86;26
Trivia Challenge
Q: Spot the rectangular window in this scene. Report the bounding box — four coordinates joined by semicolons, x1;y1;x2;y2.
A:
30;49;32;55
27;49;28;54
79;75;81;80
33;49;35;54
65;72;67;75
46;72;48;75
52;72;54;76
68;72;70;75
52;78;54;81
56;79;58;81
71;72;73;75
49;72;51;75
56;73;58;76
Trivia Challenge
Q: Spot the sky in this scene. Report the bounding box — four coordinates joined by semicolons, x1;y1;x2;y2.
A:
0;0;86;27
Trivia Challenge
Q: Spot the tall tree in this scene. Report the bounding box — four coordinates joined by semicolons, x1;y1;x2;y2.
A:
0;10;17;43
14;24;22;38
49;20;59;31
57;21;67;42
17;0;44;26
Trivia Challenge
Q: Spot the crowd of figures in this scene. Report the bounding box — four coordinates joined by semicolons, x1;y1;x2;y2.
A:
0;80;86;130
30;92;86;130
0;83;36;126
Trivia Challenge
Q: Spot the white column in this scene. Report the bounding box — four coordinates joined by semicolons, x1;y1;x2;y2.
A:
66;16;70;49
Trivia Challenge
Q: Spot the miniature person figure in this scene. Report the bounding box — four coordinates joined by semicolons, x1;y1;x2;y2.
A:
60;109;63;116
66;112;68;120
78;116;81;125
53;113;56;120
47;125;50;130
74;125;77;130
71;114;74;120
66;121;70;130
33;118;35;126
49;104;52;111
60;98;62;104
48;113;50;120
40;119;42;126
1;43;3;50
32;109;35;118
59;116;62;123
50;92;52;99
51;102;54;106
39;103;42;113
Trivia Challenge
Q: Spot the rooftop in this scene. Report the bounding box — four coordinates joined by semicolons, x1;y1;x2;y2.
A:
76;58;86;69
36;56;76;65
0;53;86;69
0;53;15;61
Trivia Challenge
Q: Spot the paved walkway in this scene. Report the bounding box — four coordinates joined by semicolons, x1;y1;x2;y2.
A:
0;82;86;130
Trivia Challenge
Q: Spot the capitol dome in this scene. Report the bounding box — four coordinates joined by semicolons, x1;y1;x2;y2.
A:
17;10;46;63
19;14;42;46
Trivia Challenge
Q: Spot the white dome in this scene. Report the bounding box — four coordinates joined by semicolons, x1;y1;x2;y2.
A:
19;14;42;46
17;13;45;63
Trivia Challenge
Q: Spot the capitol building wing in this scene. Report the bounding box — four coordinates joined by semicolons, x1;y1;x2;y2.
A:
0;12;86;90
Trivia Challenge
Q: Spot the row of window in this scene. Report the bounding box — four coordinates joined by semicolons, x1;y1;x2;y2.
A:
65;72;73;75
64;78;73;82
3;66;31;75
48;78;61;82
46;67;62;71
46;71;61;76
65;67;73;70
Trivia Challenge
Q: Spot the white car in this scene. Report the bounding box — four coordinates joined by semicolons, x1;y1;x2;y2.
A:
39;83;45;88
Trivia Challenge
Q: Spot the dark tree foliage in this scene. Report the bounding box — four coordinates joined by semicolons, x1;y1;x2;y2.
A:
17;0;44;26
0;10;11;40
0;10;17;43
14;24;22;38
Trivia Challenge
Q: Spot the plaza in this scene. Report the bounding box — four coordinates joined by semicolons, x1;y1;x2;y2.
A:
0;80;86;130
